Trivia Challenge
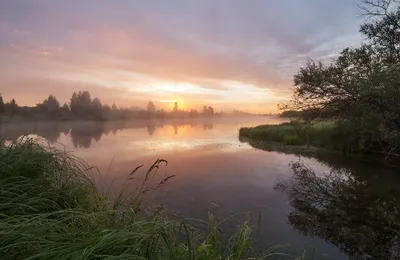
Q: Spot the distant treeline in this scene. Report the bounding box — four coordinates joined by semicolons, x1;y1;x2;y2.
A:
0;91;225;121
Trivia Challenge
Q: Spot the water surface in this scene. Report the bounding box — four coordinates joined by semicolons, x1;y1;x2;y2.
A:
1;116;399;259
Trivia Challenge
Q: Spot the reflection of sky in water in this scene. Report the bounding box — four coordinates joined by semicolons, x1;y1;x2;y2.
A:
4;116;385;259
136;140;230;152
23;117;275;164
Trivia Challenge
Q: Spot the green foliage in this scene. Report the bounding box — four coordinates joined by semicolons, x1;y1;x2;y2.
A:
0;138;98;215
239;127;251;137
240;122;303;144
281;0;400;159
239;121;367;154
283;135;303;146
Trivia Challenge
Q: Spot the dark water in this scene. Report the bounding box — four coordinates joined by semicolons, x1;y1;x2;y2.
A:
1;117;399;259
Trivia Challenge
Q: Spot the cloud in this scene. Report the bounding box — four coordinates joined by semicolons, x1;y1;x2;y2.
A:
0;0;363;112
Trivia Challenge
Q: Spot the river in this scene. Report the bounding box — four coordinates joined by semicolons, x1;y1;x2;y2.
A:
1;116;399;259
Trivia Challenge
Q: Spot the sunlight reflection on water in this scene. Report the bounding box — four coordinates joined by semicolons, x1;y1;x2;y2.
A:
3;116;396;259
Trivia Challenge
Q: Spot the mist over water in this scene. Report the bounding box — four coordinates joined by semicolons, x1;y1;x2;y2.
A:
1;116;398;259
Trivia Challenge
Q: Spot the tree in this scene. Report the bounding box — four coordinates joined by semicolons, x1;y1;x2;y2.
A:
359;0;400;64
112;103;117;111
203;106;208;115
91;97;105;121
59;103;71;120
70;91;94;119
207;106;214;115
202;106;214;116
8;99;18;116
155;109;166;119
147;101;156;113
173;102;179;113
45;95;60;109
36;95;61;119
0;94;4;115
282;0;400;157
80;91;91;105
103;104;111;114
70;92;79;116
189;109;199;118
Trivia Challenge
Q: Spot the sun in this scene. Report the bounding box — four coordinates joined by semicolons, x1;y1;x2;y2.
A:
171;98;185;111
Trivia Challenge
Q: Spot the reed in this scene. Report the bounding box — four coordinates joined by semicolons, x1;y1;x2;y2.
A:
0;138;310;259
240;121;364;154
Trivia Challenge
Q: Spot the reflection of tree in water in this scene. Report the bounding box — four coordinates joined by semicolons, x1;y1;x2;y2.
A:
202;123;213;131
34;124;70;144
276;161;400;259
173;125;178;135
1;130;28;142
36;130;59;144
70;124;104;148
146;124;156;136
0;123;70;144
1;120;217;146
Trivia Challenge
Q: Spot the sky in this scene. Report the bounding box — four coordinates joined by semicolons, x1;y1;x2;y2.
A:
0;0;363;113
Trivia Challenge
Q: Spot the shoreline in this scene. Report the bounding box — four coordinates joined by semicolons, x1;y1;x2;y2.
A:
239;136;398;168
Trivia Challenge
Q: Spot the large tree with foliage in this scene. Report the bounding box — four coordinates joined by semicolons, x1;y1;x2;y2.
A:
283;0;400;157
36;95;61;119
6;99;19;116
70;91;94;119
147;101;156;113
91;97;106;121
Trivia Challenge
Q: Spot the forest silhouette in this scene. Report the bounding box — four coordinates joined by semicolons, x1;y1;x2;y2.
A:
0;91;220;122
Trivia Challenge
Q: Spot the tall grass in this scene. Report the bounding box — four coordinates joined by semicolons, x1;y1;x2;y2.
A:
0;138;308;259
240;121;364;154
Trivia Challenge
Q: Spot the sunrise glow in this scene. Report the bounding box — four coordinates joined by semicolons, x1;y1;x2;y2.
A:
171;99;185;110
0;1;362;113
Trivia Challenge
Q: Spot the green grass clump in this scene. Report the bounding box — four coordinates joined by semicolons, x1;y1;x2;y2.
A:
0;138;98;216
239;122;304;145
239;120;365;155
0;138;304;259
240;124;299;143
283;135;303;146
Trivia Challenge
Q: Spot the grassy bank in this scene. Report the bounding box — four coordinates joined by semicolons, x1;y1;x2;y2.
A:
239;121;365;155
0;138;309;259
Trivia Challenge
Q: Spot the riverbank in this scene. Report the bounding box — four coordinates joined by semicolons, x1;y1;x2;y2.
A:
239;136;323;155
0;138;307;259
239;121;366;155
